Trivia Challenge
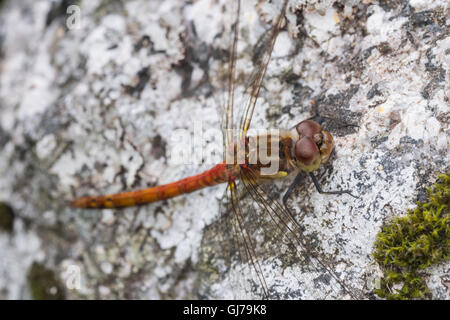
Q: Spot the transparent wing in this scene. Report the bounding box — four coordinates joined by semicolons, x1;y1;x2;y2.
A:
228;179;271;298
198;166;362;299
223;0;241;149
241;168;358;298
197;179;270;299
239;0;289;138
238;166;361;299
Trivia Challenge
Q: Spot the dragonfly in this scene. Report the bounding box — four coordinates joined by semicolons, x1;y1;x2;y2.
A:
71;0;359;299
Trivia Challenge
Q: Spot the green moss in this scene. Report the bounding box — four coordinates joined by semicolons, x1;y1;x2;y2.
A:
27;262;65;300
373;173;450;300
0;202;14;233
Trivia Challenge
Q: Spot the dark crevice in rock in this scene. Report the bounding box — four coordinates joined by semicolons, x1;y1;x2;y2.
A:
0;202;14;233
122;67;151;99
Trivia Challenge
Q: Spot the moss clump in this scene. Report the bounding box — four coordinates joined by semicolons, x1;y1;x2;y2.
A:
0;202;14;233
27;262;65;300
373;173;449;299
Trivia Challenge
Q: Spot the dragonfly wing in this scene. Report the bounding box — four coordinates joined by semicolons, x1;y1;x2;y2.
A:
197;178;269;299
236;166;362;299
198;171;304;299
223;0;241;149
227;178;271;298
239;0;289;137
197;166;362;299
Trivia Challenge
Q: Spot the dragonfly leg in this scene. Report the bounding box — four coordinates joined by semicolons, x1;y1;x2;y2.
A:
282;172;306;226
282;172;304;207
309;172;358;198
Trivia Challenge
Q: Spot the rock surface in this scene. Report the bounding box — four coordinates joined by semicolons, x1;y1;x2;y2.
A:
0;0;448;299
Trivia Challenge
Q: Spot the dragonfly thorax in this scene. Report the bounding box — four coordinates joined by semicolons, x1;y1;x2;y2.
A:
290;120;335;172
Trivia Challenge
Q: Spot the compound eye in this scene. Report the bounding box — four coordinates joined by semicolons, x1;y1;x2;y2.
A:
296;120;322;138
294;137;320;165
313;133;323;145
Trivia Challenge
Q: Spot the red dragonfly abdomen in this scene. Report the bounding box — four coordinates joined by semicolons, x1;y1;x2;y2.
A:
70;163;232;209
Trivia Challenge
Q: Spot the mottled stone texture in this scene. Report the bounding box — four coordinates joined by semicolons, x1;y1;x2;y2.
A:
0;0;448;299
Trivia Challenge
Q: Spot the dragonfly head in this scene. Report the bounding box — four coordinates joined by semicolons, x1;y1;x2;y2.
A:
291;120;334;172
